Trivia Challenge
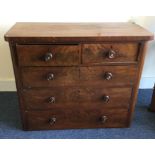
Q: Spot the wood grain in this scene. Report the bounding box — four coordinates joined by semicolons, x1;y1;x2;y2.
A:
80;66;137;87
82;43;139;63
21;67;79;88
21;66;137;88
128;42;149;125
17;45;80;66
26;108;129;130
22;87;132;110
5;23;154;43
8;43;27;129
4;23;153;130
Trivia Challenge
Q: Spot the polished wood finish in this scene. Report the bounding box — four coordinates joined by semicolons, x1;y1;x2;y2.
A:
26;109;129;130
80;66;137;87
21;67;79;88
21;66;137;88
82;43;139;64
128;42;149;125
5;23;153;43
4;23;153;130
17;45;80;66
22;87;132;110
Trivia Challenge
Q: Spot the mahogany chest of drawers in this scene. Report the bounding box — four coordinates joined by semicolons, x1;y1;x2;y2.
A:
4;23;153;130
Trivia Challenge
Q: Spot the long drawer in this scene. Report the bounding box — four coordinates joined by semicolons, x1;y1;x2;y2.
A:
21;66;137;88
22;87;132;110
25;108;129;130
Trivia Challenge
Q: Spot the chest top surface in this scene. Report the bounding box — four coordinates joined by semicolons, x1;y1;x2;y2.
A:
4;22;154;43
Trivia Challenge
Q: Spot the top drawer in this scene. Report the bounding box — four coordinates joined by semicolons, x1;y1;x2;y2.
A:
16;45;80;66
82;43;139;64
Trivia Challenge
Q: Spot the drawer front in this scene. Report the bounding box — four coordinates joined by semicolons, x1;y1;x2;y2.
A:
82;43;139;63
17;45;80;66
21;66;137;88
21;67;79;88
80;66;137;86
23;87;132;110
26;109;129;130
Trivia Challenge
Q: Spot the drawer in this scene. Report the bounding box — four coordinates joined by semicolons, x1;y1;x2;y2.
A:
25;108;129;130
82;43;139;64
22;87;132;110
16;45;80;66
21;66;137;88
21;67;79;88
80;66;137;87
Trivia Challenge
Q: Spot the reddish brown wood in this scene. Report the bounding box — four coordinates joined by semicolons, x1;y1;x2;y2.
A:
21;66;137;88
17;45;80;66
22;87;132;110
82;43;139;64
4;23;153;130
128;42;149;125
21;67;79;88
26;108;129;130
80;66;137;87
4;23;154;43
8;43;27;130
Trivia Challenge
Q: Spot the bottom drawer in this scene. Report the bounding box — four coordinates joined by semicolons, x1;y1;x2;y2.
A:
25;108;129;130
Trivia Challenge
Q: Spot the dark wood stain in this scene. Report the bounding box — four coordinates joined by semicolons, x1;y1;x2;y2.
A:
17;45;80;66
22;87;132;110
26;108;129;130
4;23;153;130
82;43;139;63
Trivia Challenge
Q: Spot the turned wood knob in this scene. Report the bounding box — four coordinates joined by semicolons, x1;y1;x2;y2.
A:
48;96;55;104
104;72;113;80
47;73;54;80
101;115;108;123
107;49;116;59
44;53;53;61
103;95;110;103
49;117;56;125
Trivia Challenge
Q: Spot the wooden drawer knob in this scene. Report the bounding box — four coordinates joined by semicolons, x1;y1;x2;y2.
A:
104;72;113;80
47;73;54;80
107;49;116;59
101;115;108;123
44;53;53;61
103;95;110;103
49;117;56;125
49;96;55;104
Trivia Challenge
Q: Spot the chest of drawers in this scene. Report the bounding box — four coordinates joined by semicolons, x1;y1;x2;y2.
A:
5;23;153;130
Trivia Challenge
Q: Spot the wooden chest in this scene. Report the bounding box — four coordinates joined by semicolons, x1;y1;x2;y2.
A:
4;23;153;130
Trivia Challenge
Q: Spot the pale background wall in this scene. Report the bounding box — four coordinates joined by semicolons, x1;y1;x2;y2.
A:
0;1;154;91
131;17;155;88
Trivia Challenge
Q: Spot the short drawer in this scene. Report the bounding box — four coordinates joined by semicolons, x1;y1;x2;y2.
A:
21;67;79;88
16;45;80;66
22;87;132;110
80;66;137;87
25;108;129;130
82;43;139;64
